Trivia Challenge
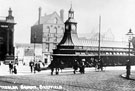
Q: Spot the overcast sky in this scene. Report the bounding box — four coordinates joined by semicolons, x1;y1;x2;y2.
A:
0;0;135;43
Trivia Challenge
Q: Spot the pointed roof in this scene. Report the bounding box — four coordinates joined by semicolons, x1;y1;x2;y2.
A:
69;3;74;13
58;5;129;48
34;12;64;25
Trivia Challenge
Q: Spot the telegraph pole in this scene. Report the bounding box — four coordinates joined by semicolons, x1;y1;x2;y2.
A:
98;16;101;61
34;32;36;62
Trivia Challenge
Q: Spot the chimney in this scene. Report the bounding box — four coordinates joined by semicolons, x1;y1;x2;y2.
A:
38;7;41;25
60;9;64;22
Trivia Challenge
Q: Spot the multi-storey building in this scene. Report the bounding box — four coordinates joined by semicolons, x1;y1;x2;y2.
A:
31;8;65;64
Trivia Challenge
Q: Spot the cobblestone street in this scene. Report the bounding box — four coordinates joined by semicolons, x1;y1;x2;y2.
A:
0;65;135;91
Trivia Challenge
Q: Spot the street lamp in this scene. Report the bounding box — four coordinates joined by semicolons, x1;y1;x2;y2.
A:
126;29;134;79
126;29;134;59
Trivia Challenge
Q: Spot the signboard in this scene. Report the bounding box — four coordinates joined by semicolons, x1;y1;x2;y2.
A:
24;48;34;56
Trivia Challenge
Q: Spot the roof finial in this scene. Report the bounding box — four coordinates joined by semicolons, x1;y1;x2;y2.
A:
69;1;74;12
71;1;72;8
8;7;12;16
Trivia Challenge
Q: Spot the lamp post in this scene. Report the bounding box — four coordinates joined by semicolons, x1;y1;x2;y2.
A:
98;16;101;61
34;32;36;62
126;29;134;79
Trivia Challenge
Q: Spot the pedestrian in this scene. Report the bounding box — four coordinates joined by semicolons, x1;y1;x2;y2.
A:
13;65;17;74
34;61;37;73
49;60;55;75
94;59;98;71
60;61;64;73
126;60;131;79
36;61;41;72
55;59;60;75
29;60;34;73
73;59;79;74
99;59;103;71
9;61;13;74
79;59;85;74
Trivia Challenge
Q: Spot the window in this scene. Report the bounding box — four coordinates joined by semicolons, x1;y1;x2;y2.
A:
57;27;64;34
50;27;57;33
43;32;48;37
54;17;58;24
53;44;56;49
45;26;50;33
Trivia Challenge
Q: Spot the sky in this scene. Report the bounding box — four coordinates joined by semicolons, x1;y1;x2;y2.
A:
0;0;135;43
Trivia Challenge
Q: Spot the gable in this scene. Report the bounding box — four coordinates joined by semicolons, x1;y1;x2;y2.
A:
34;12;64;25
45;12;64;24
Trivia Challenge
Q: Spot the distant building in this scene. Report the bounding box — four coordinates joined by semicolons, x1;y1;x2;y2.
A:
31;7;65;63
14;43;42;65
79;29;115;41
0;8;16;63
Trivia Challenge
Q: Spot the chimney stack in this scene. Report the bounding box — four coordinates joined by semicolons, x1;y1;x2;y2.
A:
38;7;41;25
60;9;64;22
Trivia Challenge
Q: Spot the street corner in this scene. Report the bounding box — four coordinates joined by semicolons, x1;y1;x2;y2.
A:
120;73;135;80
120;73;126;79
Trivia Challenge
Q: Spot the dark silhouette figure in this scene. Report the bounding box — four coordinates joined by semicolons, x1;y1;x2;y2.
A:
34;61;41;73
73;60;79;74
100;59;103;71
60;61;64;73
9;61;13;74
79;59;85;74
126;60;131;79
98;59;103;71
29;61;34;73
49;61;55;75
13;66;17;74
94;59;99;71
55;59;60;75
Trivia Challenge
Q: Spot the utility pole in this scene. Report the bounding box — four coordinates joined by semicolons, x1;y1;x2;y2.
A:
34;32;36;62
98;16;101;61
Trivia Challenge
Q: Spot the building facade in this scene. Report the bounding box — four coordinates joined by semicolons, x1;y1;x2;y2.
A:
31;8;65;63
53;6;135;67
0;8;16;63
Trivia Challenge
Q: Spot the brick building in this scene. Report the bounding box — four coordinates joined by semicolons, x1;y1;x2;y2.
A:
31;8;65;63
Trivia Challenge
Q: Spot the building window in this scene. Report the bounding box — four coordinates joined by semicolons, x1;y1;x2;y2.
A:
57;27;64;34
54;17;58;24
53;44;56;49
46;26;50;33
43;32;48;37
50;27;57;33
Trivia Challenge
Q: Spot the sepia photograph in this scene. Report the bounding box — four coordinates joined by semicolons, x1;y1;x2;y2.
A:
0;0;135;90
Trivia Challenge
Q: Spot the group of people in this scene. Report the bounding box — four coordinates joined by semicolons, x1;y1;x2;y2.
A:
9;61;17;74
73;59;85;74
94;59;104;71
29;60;41;73
49;58;104;75
49;60;64;75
